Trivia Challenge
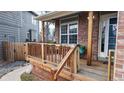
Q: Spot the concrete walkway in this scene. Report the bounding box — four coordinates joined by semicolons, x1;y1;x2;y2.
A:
0;61;27;77
0;64;32;81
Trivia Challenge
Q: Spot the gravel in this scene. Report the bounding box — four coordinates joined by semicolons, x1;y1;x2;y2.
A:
0;61;28;78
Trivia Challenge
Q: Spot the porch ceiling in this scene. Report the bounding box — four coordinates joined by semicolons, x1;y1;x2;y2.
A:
35;11;79;21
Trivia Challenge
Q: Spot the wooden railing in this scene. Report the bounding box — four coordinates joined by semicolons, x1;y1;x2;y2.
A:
53;45;78;80
26;42;79;80
26;43;71;64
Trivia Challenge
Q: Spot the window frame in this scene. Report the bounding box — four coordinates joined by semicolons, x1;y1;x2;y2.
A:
32;16;37;25
60;21;78;44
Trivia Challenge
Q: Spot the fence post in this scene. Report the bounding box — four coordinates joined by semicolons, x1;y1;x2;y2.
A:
24;43;28;60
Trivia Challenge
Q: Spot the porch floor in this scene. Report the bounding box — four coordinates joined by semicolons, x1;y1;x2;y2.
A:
77;59;114;81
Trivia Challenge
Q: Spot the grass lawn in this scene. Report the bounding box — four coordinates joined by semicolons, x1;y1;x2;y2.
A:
20;72;39;81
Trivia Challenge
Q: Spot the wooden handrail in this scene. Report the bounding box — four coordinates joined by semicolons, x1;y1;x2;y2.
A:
53;45;77;80
26;42;76;48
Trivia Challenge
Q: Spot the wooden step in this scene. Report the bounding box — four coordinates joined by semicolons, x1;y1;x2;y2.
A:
58;70;96;81
73;73;96;81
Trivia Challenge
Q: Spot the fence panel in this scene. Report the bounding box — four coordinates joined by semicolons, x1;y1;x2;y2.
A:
2;42;25;61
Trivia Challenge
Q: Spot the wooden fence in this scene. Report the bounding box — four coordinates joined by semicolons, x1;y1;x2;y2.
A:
2;42;26;61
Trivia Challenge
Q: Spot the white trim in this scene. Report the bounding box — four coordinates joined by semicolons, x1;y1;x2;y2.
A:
60;21;78;45
98;13;117;58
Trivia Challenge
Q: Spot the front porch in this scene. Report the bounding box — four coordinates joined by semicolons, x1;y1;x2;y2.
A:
25;11;117;81
25;43;114;81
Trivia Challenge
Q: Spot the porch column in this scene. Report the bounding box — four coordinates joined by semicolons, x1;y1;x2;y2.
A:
41;21;45;63
42;21;45;43
87;11;94;66
55;19;60;44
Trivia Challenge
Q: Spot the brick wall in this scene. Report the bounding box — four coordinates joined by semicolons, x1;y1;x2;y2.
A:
55;12;99;60
55;18;60;43
78;12;99;60
114;11;124;80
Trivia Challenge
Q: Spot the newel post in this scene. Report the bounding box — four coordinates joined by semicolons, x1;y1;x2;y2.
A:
87;11;94;66
73;46;79;74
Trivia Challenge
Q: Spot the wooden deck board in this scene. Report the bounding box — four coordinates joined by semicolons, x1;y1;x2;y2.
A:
77;59;114;81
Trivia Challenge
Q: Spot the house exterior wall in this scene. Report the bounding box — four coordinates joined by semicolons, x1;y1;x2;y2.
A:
114;11;124;80
0;11;39;60
20;11;39;42
55;12;99;60
78;12;99;60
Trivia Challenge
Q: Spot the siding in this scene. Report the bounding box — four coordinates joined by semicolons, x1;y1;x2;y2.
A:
20;11;39;42
0;11;39;60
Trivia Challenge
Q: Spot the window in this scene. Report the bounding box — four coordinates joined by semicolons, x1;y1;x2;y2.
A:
108;17;117;49
61;25;68;43
60;22;78;44
32;16;37;25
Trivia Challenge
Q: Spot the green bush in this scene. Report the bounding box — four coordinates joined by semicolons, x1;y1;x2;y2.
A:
47;40;56;44
20;72;37;81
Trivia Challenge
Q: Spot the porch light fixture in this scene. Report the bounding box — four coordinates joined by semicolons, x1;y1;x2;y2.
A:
87;16;95;19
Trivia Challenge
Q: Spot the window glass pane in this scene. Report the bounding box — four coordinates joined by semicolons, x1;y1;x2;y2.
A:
69;23;77;33
110;18;117;24
108;18;117;50
101;25;105;52
61;35;67;43
69;35;77;44
61;25;67;34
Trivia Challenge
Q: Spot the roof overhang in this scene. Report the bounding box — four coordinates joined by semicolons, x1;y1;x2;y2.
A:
35;11;79;21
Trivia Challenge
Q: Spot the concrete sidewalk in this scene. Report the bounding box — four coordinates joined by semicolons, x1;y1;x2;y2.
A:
0;64;32;81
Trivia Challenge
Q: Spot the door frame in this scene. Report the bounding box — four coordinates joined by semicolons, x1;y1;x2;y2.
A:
98;13;117;59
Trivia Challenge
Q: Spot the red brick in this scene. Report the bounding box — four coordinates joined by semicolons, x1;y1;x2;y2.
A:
116;59;124;64
55;18;60;43
115;72;122;78
116;63;123;69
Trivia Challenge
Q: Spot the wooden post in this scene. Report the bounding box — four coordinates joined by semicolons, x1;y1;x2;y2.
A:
42;21;45;63
87;11;93;66
73;48;77;73
108;50;114;81
108;50;112;81
42;21;45;43
77;46;80;71
24;43;28;60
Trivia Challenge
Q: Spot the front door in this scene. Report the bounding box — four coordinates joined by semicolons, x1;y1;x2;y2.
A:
98;14;117;61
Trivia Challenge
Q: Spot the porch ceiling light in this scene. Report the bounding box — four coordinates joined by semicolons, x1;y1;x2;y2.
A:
87;16;95;19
